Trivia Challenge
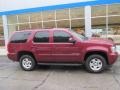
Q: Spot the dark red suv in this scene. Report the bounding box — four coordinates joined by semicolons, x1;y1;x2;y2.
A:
7;28;118;73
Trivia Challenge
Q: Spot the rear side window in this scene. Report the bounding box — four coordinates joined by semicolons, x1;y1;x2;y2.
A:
10;32;31;43
33;31;49;43
53;31;71;43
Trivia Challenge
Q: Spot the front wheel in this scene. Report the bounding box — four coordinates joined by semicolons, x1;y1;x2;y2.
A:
85;54;107;73
20;55;36;71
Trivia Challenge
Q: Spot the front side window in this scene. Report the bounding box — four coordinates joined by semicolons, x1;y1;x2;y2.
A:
33;31;49;43
10;32;31;43
53;31;71;43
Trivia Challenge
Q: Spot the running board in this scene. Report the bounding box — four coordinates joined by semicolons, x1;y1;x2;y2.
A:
38;63;83;66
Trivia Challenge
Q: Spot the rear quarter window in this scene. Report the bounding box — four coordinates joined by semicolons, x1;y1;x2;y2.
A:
10;32;31;43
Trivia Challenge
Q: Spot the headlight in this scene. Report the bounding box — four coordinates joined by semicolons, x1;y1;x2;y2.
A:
111;46;116;52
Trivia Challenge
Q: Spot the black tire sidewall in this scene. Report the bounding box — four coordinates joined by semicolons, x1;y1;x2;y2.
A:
85;54;107;73
20;55;36;71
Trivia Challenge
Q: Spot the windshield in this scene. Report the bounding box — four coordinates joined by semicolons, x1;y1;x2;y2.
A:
69;29;86;40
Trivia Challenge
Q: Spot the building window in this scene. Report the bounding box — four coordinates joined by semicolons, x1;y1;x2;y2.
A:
56;9;69;20
71;19;85;35
70;7;85;35
7;15;17;24
18;23;30;30
91;5;107;37
0;17;5;46
91;17;106;37
0;26;4;46
29;12;42;22
70;7;84;19
18;14;30;23
30;22;42;29
43;21;56;29
57;20;70;28
8;25;19;36
108;4;120;16
7;15;19;37
108;16;120;43
91;3;120;44
42;11;55;21
91;5;106;17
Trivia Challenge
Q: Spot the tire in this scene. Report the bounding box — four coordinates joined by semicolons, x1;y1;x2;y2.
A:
85;54;107;73
19;55;36;71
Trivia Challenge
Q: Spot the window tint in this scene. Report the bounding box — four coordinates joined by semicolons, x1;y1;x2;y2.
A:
34;31;49;43
10;32;31;43
54;31;71;43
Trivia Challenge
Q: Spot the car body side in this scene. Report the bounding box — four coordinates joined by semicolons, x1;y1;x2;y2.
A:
7;29;118;65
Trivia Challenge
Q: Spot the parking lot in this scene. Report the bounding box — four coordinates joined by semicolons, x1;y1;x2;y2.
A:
0;56;120;90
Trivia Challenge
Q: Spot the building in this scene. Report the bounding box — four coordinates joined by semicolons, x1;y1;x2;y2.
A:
0;0;120;48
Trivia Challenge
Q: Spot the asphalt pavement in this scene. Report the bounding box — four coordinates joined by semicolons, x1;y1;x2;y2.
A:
0;56;120;90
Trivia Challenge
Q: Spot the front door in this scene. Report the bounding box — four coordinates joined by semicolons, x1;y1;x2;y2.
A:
52;30;80;62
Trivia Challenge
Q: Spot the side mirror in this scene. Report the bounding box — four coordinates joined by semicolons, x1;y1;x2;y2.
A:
69;37;76;44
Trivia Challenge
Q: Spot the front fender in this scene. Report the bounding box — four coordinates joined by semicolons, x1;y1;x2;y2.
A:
85;46;109;53
82;46;109;63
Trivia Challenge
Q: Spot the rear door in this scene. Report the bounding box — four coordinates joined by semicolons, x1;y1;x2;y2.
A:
32;31;53;62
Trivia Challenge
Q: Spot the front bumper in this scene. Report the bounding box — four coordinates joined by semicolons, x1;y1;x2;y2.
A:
108;52;118;64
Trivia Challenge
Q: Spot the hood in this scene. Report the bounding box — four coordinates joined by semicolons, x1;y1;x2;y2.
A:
84;37;114;46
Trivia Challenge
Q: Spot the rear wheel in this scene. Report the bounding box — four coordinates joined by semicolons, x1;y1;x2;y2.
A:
19;55;36;71
85;54;107;73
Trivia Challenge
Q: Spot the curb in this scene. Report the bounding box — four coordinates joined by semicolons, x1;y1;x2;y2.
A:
0;55;7;57
0;48;7;56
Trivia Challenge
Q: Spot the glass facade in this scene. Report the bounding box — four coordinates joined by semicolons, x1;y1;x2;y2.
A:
91;4;120;44
2;3;119;46
0;17;4;46
7;7;85;37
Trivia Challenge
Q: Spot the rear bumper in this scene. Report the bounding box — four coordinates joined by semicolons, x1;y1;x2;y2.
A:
7;53;17;61
108;52;118;64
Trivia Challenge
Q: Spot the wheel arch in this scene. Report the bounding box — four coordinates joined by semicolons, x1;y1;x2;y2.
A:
84;51;109;65
17;51;36;62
